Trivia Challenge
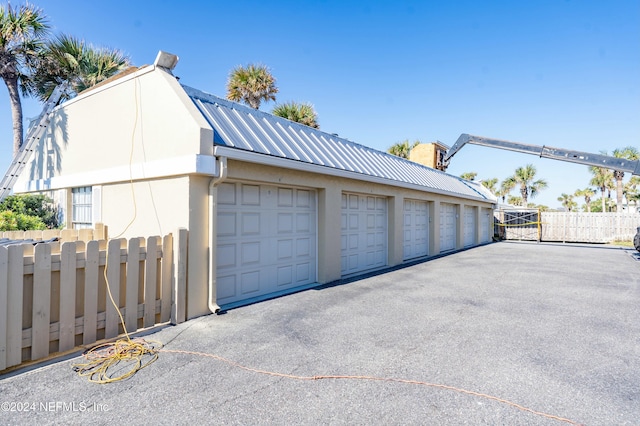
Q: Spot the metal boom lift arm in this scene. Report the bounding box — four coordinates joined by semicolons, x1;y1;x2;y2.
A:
444;133;640;176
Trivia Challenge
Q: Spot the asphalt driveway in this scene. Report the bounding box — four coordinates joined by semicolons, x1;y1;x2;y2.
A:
2;241;639;425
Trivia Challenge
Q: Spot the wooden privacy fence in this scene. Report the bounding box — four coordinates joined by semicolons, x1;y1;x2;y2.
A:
1;222;108;243
494;209;640;243
0;228;188;372
540;212;640;243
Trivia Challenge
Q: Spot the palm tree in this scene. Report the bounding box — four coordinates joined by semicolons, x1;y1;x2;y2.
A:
0;3;50;154
460;172;477;181
624;176;640;210
387;139;420;159
504;164;547;207
589;165;614;213
498;178;516;204
557;193;575;211
272;101;319;128
480;178;498;195
574;188;595;212
226;63;278;109
612;146;639;210
31;34;130;101
507;195;523;206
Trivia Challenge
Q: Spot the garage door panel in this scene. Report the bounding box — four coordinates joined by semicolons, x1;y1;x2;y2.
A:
481;209;490;243
241;184;260;205
297;190;311;207
218;212;236;237
349;214;359;229
296;213;311;232
278;187;293;206
403;200;429;260
241;212;260;235
366;233;375;247
296;237;311;257
367;213;375;229
440;203;456;252
217;183;317;305
296;263;311;282
217;275;236;299
217;243;236;269
277;265;293;286
463;206;476;247
241;270;260;294
277;212;294;233
218;182;236;204
341;193;387;275
277;239;293;260
241;242;261;265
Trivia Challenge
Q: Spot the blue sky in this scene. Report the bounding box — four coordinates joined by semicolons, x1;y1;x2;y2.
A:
1;0;638;208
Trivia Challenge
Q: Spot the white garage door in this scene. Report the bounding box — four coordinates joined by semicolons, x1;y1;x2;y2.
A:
440;203;457;252
216;182;317;306
403;199;429;260
341;193;387;275
463;206;477;247
480;208;491;243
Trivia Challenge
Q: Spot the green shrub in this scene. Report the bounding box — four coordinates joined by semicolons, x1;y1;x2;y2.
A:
0;194;58;229
0;211;47;231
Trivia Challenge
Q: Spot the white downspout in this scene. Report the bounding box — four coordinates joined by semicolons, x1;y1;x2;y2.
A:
208;156;227;313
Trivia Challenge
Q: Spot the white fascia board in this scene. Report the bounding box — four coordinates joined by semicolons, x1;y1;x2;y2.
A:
15;154;216;193
213;146;493;204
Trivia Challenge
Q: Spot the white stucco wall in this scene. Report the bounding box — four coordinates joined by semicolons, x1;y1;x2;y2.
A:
14;65;214;191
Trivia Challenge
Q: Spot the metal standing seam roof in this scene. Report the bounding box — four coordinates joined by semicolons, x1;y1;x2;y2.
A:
182;85;496;202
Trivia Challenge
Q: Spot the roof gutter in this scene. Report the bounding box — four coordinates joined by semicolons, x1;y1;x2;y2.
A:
208;156;227;314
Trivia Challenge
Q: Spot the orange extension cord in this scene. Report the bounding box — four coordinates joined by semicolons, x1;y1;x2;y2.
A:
161;347;583;426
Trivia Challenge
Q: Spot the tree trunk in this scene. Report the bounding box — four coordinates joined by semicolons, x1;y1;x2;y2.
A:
614;171;624;211
5;76;24;156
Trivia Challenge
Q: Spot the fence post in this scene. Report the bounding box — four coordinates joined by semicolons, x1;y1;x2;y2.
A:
83;241;100;345
31;243;52;361
172;228;188;325
144;236;159;328
5;245;23;367
58;242;77;352
161;233;173;323
105;239;122;339
125;238;140;334
0;246;8;370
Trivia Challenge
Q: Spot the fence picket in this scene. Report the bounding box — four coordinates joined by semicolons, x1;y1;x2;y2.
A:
0;247;8;370
6;245;24;367
173;228;187;325
144;237;159;328
83;241;99;345
31;244;52;360
105;239;122;339
161;234;173;323
125;238;140;333
58;242;76;352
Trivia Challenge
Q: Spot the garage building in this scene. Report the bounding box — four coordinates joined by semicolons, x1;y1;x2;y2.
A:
12;52;496;317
